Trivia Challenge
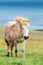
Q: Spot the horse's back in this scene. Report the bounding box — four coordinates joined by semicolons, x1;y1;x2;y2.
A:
4;21;23;41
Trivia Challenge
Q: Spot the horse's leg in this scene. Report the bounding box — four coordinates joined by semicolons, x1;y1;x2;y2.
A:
22;40;26;58
4;39;10;56
7;45;10;57
7;41;12;57
14;43;17;57
11;42;14;57
6;41;14;57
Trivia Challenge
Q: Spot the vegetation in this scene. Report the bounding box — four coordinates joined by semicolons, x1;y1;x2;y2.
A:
0;27;43;65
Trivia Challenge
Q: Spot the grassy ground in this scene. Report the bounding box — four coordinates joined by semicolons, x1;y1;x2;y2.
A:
0;27;43;65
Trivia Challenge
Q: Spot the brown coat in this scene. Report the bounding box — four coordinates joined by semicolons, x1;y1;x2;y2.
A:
4;22;23;43
4;17;30;57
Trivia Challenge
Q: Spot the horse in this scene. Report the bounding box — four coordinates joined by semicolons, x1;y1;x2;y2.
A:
4;16;30;58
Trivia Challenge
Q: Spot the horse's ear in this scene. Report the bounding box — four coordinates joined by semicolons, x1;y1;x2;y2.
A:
15;16;20;22
15;16;30;25
27;18;30;22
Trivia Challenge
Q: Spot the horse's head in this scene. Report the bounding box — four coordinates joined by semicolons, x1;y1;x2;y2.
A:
22;23;29;40
15;16;30;40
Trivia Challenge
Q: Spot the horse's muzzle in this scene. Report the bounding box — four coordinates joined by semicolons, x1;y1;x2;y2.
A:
24;36;29;40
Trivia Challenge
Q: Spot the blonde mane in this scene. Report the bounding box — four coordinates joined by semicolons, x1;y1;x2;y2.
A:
15;16;30;25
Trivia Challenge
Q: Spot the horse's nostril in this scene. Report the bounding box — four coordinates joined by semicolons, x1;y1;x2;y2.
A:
24;36;29;40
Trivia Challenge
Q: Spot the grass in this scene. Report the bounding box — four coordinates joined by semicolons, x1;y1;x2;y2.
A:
0;37;43;65
0;27;4;31
0;27;43;65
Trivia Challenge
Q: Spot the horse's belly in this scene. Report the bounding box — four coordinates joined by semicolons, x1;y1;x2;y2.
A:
17;38;24;43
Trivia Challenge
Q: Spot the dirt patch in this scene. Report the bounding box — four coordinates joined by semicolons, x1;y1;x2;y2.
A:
30;31;43;41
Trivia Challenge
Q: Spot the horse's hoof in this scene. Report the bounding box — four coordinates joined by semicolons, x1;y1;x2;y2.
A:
6;54;10;57
11;53;13;57
6;52;10;57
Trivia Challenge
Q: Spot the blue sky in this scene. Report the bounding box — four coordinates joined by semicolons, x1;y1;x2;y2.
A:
0;0;43;7
0;0;43;30
0;0;43;2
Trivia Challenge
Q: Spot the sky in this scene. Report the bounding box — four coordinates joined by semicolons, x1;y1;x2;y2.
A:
0;0;43;30
0;0;43;2
0;0;43;7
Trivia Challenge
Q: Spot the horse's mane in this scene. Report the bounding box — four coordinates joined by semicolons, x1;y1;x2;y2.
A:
14;16;30;25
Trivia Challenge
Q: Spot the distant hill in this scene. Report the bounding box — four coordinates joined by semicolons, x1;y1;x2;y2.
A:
35;29;43;31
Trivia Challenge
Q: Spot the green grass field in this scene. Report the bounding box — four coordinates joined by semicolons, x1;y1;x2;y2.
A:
0;27;43;65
